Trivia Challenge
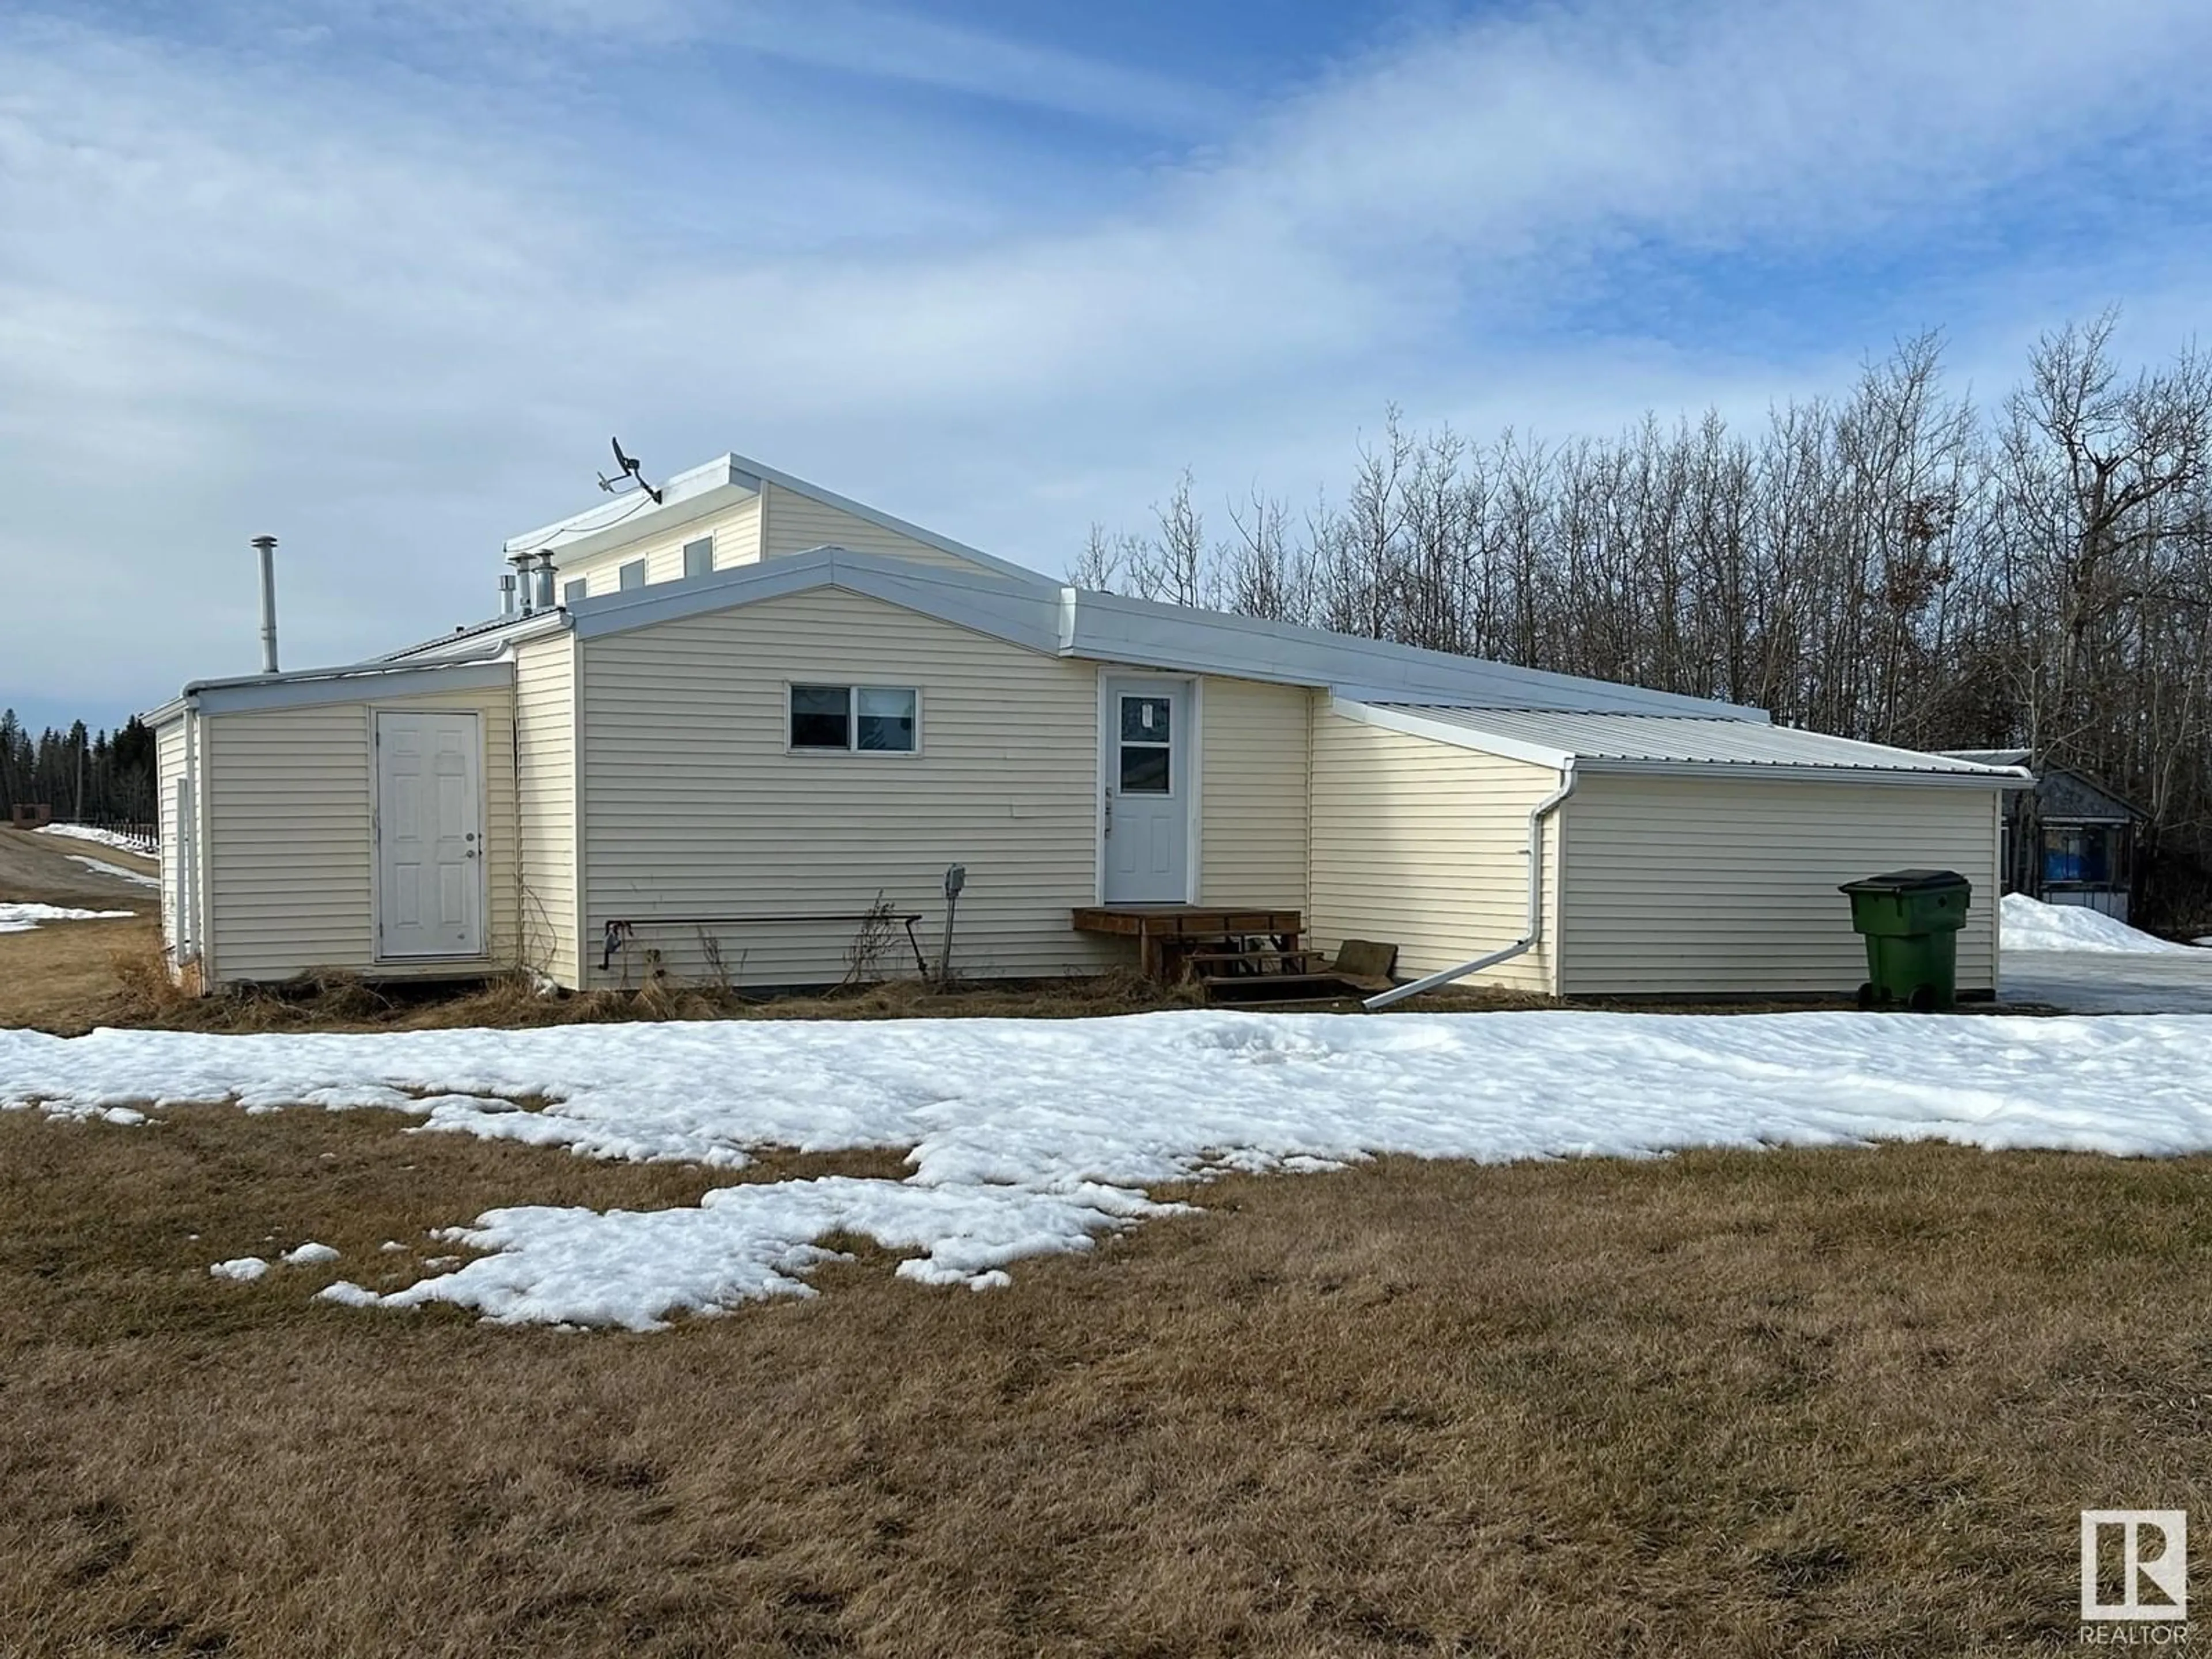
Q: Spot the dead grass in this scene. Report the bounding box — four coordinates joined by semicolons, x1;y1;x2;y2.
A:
1;1104;2206;1657
3;929;1209;1037
7;929;1876;1038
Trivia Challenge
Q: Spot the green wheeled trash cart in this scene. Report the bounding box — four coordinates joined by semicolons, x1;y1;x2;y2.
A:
1839;869;1971;1012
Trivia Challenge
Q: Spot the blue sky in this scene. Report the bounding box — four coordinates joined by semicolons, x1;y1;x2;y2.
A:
4;0;2210;738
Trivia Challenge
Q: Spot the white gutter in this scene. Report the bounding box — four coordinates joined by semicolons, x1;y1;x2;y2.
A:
1363;762;1579;1011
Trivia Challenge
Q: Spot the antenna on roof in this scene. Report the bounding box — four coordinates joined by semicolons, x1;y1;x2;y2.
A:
597;437;664;505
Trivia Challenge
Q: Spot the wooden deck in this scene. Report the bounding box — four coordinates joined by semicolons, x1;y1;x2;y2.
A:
1071;904;1305;982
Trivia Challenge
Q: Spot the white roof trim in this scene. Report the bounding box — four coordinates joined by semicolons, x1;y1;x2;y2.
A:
502;456;762;564
499;451;1056;589
1338;700;2035;786
566;546;1065;652
1329;699;1570;768
736;453;1053;588
177;658;514;717
563;551;1793;721
380;608;569;664
1073;592;1759;717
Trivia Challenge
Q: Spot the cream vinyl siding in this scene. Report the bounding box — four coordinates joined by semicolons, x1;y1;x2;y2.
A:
552;495;764;597
1558;772;2001;996
200;685;518;985
578;586;1120;987
758;482;998;575
1198;677;1312;909
155;717;188;956
513;633;581;985
1308;713;1561;994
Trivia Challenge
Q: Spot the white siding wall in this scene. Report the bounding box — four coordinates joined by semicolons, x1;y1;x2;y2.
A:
513;634;581;985
1558;774;2002;997
578;588;1122;988
1198;677;1311;910
155;717;187;958
758;482;1001;576
1308;714;1561;993
552;495;763;598
200;685;518;985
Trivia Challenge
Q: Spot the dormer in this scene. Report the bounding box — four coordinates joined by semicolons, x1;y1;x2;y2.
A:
499;452;1050;609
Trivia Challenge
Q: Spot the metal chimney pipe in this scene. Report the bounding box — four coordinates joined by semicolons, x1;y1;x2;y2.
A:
511;551;536;615
533;551;556;611
499;571;517;617
251;535;279;673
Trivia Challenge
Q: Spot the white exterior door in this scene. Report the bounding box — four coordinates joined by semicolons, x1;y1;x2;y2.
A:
376;710;484;959
1101;677;1190;903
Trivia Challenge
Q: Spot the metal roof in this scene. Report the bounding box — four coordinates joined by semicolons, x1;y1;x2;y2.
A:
1359;704;2033;781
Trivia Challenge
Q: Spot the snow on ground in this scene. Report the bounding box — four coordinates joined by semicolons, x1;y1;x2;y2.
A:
2001;892;2197;955
281;1241;340;1265
0;902;136;934
66;854;160;889
35;824;156;855
210;1257;268;1281
8;1010;2212;1330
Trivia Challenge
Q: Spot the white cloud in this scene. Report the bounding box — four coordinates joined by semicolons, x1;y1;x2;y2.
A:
3;0;2210;722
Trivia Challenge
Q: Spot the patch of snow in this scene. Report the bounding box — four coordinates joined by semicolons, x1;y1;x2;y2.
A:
0;902;135;934
378;1240;406;1253
209;1256;268;1281
7;1010;2212;1329
2001;893;2196;955
66;854;160;889
101;1107;146;1126
281;1241;340;1265
316;1281;384;1306
35;823;156;855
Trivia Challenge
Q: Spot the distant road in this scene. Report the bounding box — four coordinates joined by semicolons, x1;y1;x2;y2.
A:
0;828;158;910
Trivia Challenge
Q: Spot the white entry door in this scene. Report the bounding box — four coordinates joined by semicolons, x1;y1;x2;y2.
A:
376;710;484;959
1101;677;1190;903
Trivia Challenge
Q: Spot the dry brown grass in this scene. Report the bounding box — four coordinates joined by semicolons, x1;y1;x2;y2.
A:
1;1101;2205;1657
5;930;1207;1037
6;928;1871;1039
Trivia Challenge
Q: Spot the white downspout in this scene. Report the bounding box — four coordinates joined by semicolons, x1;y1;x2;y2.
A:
1363;760;1578;1011
181;701;204;970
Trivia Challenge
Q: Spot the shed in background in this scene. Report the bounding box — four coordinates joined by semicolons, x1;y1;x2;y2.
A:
1943;751;2141;922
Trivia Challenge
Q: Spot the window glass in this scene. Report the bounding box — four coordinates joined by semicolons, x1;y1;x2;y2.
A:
683;537;713;579
1120;696;1171;743
619;559;646;590
2043;825;2113;885
855;687;917;752
1120;745;1171;794
789;685;851;749
562;578;587;605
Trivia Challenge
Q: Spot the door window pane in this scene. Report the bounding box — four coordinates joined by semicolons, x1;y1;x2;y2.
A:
1120;696;1171;743
856;688;916;752
789;685;851;749
1120;745;1171;794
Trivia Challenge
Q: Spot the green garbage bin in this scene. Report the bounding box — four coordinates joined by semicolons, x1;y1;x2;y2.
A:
1840;869;1971;1012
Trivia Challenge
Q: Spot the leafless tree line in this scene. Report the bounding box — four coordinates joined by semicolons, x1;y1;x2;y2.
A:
1074;314;2212;923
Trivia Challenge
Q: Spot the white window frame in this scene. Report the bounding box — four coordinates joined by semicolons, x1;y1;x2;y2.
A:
562;577;588;606
783;683;923;757
682;535;714;579
618;558;647;590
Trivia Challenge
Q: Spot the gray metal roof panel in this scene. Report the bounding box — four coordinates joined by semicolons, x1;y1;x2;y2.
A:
1378;706;2029;775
